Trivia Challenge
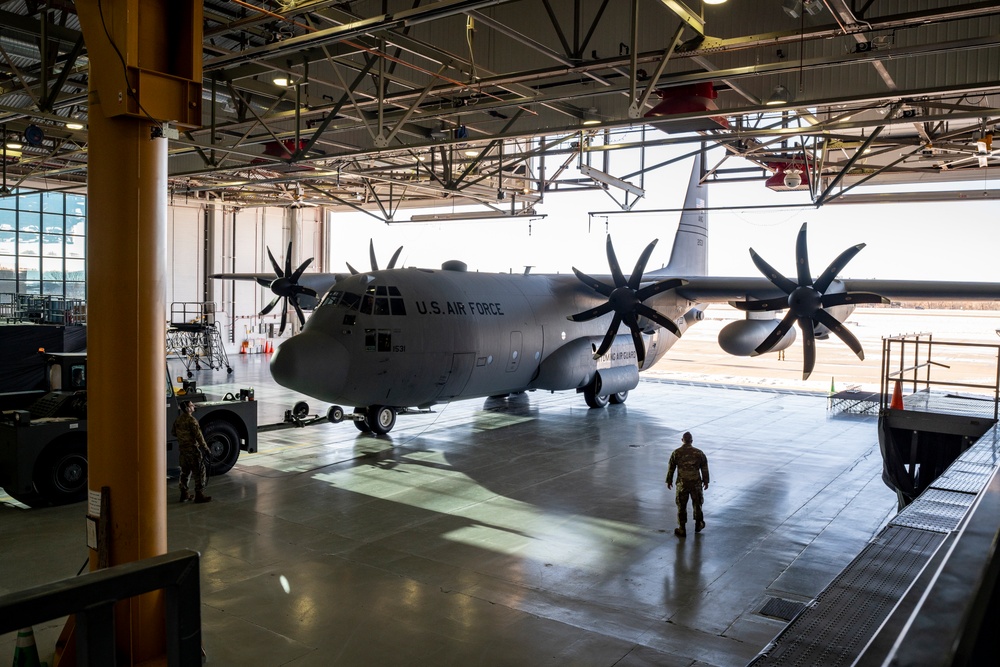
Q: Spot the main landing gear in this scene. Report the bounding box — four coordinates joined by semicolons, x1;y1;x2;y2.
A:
583;385;628;409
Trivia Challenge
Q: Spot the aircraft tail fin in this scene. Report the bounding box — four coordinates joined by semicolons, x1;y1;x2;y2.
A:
658;153;708;277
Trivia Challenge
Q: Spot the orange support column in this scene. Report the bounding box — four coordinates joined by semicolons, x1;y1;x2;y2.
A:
75;1;202;663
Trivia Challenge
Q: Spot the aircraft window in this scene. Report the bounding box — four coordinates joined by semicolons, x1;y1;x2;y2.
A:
322;291;342;307
340;292;361;311
377;330;391;352
390;298;406;315
360;294;374;315
373;298;390;316
388;286;401;296
364;329;376;351
343;314;356;326
376;286;388;296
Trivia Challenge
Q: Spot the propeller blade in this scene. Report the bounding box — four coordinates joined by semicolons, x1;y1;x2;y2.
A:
821;291;889;308
283;241;293;278
635;277;687;301
799;316;816;380
749;249;798;294
292;298;307;326
289;257;314;283
346;261;359;275
795;223;812;286
567;301;615;322
572;267;614;297
255;277;272;288
814;243;865;293
593;314;622;360
388;246;403;269
623;313;646;366
729;296;791;312
605;236;627;288
278;303;289;337
752;310;796;356
296;286;318;298
259;295;281;317
267;247;283;278
814;308;865;360
627;239;659;290
635;303;681;337
369;239;379;271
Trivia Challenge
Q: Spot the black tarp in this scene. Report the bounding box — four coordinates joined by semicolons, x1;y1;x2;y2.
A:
0;325;86;393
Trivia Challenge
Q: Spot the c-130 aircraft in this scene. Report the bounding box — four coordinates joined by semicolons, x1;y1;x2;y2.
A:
231;155;999;434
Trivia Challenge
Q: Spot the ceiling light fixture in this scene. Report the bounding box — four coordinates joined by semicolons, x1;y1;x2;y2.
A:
5;141;23;150
65;121;85;130
273;76;290;87
766;84;793;106
582;107;601;125
703;0;728;4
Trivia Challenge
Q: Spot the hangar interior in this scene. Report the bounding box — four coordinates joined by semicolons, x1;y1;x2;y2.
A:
1;1;999;666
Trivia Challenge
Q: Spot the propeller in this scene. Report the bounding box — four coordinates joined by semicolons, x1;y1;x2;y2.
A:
567;236;687;367
256;241;317;336
346;239;403;274
730;222;888;380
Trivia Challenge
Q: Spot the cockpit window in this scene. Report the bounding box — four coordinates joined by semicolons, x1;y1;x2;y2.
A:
322;291;342;307
340;291;361;311
354;285;406;316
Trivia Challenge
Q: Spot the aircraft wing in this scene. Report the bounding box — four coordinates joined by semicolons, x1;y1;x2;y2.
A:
674;277;1000;303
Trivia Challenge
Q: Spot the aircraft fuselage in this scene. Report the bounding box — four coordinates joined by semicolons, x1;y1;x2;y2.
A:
269;266;697;409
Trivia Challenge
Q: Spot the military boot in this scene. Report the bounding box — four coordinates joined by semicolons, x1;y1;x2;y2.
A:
674;526;686;537
695;519;706;533
179;489;191;502
194;490;212;504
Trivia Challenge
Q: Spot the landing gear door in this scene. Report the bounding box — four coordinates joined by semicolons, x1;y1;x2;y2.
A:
435;352;475;401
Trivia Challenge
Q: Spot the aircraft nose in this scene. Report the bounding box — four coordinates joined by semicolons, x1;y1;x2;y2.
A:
270;332;348;402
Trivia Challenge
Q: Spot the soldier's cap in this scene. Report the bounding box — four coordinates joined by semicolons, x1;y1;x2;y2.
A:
681;432;693;443
179;400;193;411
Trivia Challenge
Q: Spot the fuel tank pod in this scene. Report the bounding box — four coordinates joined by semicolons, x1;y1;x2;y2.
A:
718;319;797;356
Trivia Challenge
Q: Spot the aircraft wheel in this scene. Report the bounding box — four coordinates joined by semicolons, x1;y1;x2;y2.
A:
609;391;629;404
327;405;345;423
367;405;396;435
353;408;372;433
583;385;609;409
292;401;310;419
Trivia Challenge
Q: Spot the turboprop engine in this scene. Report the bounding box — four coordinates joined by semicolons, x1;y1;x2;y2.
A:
718;318;796;356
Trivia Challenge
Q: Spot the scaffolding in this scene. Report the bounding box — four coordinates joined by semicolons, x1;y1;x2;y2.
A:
166;302;232;377
0;293;86;324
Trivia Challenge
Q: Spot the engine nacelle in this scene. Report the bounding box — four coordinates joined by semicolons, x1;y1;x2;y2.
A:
718;319;796;356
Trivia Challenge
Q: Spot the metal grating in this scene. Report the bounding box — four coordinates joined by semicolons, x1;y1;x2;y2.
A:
748;525;945;667
890;489;975;533
957;436;1000;467
759;597;807;622
930;466;993;494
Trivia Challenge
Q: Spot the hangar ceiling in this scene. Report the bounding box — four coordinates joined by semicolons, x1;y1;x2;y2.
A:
1;0;999;217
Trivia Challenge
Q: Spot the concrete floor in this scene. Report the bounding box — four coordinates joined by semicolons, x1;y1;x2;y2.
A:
1;354;897;666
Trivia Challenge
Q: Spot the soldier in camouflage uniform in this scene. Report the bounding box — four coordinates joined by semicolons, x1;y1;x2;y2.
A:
173;400;212;503
665;431;709;537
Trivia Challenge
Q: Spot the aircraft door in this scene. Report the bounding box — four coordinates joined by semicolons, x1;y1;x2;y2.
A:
435;352;475;400
506;331;522;373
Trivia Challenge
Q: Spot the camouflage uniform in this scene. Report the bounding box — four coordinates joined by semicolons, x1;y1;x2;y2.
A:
173;411;210;495
666;441;710;532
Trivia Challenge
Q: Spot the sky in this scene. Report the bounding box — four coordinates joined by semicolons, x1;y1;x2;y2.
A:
326;144;1000;283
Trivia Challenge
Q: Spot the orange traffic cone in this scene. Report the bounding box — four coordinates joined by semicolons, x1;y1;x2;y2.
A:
239;340;248;355
890;380;904;410
265;340;273;354
12;626;45;667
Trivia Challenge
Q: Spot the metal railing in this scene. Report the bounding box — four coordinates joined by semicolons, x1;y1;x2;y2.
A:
0;549;202;666
879;333;1000;420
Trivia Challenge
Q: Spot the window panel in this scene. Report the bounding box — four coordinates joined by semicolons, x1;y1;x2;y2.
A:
66;215;86;235
42;192;64;213
43;281;64;296
0;280;14;292
65;235;85;258
65;258;85;281
19;256;39;278
0;208;14;229
43;257;63;280
43;213;64;233
0;195;14;210
19;233;40;255
66;194;85;216
65;282;86;299
19;193;40;212
43;235;63;256
18;211;39;231
0;230;14;254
